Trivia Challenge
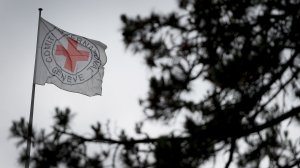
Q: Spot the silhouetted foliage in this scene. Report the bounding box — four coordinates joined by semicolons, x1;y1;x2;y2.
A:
11;0;300;167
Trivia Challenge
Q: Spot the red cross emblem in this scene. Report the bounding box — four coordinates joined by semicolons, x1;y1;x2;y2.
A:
55;37;90;72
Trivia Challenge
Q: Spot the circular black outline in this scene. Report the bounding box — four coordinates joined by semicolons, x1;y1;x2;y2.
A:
41;29;102;85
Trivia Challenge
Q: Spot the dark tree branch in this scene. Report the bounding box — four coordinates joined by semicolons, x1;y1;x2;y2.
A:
225;138;235;168
248;51;299;109
239;106;300;138
55;128;187;145
250;67;300;121
284;158;300;168
55;105;300;147
112;145;120;168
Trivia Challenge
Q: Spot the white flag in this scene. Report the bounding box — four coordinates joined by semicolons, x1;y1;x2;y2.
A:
35;17;107;96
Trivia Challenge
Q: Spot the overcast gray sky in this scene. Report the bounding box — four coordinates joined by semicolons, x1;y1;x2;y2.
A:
0;0;177;167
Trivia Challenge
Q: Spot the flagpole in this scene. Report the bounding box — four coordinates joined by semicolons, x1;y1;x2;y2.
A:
25;8;42;168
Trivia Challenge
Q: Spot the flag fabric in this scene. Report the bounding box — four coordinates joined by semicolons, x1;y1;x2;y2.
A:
35;17;107;96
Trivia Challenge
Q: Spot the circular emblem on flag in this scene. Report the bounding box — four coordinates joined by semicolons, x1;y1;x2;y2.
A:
41;28;102;85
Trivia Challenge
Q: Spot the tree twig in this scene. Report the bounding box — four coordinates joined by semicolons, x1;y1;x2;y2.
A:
112;145;120;168
225;138;235;168
284;158;300;168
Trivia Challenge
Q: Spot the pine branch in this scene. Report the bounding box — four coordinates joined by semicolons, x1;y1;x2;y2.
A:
239;106;300;138
55;105;300;146
55;128;187;145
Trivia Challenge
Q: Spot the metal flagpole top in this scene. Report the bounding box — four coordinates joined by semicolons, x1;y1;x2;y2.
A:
38;8;43;16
